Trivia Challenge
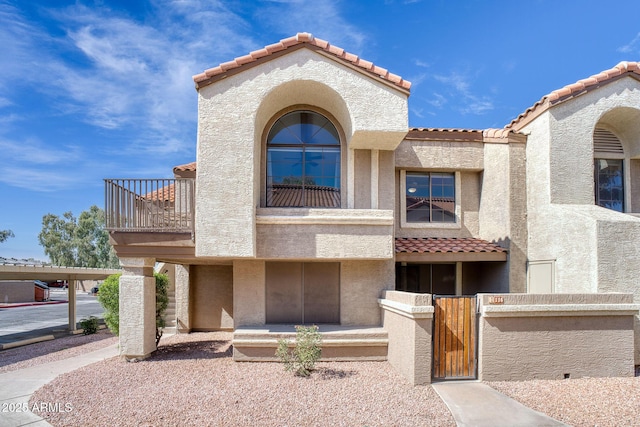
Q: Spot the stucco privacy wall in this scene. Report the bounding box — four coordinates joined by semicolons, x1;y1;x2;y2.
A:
379;290;433;385
195;48;408;258
477;293;638;381
191;265;233;331
596;219;640;362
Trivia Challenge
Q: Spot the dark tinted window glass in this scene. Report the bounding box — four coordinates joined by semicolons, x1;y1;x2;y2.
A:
267;111;341;207
595;158;623;212
406;172;455;223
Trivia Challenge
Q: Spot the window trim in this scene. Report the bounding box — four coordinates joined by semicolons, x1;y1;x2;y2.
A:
400;170;461;229
260;105;347;208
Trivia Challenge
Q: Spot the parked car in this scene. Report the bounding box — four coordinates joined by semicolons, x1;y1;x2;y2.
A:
91;284;101;294
47;280;67;288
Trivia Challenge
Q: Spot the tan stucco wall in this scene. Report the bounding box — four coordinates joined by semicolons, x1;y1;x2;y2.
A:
546;78;640;206
174;264;190;332
119;258;156;359
523;78;640;362
233;260;266;327
195;48;408;259
380;290;433;385
378;150;395;211
341;260;394;326
191;265;233;331
478;294;637;381
395;139;484;170
354;149;372;209
478;141;528;293
255;208;394;259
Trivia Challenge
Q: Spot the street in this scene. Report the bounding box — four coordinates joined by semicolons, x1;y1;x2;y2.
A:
0;289;105;339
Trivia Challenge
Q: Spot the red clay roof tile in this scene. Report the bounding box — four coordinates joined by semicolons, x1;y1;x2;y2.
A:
507;61;640;130
193;32;411;92
395;237;507;254
173;162;196;172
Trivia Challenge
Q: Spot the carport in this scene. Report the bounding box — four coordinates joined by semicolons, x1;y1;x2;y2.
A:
0;264;120;332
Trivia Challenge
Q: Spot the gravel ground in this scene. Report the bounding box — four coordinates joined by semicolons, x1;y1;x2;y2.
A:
20;331;640;426
0;329;117;374
30;332;456;427
488;377;640;427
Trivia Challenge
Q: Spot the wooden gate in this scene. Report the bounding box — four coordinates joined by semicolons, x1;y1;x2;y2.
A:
433;296;477;380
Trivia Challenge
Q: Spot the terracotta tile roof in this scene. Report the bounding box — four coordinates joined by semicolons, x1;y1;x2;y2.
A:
144;184;175;203
267;184;340;208
395;237;507;254
406;128;484;142
507;61;640;131
193;32;411;92
173;162;196;173
406;127;526;143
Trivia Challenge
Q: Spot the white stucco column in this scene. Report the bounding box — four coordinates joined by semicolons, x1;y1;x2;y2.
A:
175;264;191;333
119;257;156;359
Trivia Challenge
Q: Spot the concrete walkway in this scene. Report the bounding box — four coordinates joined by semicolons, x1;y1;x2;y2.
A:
432;381;569;427
0;344;119;427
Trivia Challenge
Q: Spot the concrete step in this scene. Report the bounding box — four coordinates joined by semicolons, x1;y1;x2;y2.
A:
233;325;388;362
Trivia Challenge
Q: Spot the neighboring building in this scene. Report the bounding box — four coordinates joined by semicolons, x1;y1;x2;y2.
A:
105;33;640;381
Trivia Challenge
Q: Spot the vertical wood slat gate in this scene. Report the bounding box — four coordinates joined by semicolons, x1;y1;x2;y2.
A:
433;296;477;380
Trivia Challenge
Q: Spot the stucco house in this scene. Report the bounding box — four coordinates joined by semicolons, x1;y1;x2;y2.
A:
105;33;640;383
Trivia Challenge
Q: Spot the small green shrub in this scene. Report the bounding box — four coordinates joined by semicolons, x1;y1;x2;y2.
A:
276;325;322;377
96;272;169;346
97;274;120;336
80;316;99;335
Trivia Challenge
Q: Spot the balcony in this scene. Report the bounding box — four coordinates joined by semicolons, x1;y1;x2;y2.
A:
105;179;195;233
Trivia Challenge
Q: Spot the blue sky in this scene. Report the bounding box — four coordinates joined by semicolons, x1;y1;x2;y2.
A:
1;0;640;261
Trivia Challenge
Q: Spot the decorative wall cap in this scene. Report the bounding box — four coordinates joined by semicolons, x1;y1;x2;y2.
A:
378;298;435;319
482;303;640;317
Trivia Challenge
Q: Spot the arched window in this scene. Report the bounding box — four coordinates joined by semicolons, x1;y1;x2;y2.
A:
266;111;341;207
594;127;624;212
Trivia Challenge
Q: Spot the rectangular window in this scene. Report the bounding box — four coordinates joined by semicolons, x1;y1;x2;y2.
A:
594;158;624;212
395;263;456;295
405;172;455;223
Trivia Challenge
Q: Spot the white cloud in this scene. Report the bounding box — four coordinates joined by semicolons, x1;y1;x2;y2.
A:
618;32;640;55
426;92;447;108
0;1;258;160
431;70;494;115
0;167;77;192
259;0;367;53
0;137;82;165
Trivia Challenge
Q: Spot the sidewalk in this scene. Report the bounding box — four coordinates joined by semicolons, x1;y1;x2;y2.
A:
0;344;119;427
0;301;68;309
432;381;569;427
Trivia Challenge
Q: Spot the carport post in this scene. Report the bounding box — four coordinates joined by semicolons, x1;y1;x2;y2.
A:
68;275;77;332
